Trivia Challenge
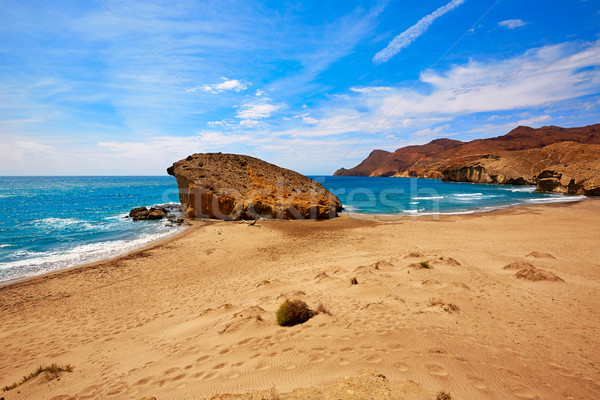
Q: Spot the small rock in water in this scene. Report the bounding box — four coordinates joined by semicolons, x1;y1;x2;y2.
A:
129;206;167;221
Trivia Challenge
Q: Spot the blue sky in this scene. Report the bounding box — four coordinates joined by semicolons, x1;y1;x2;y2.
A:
1;0;599;175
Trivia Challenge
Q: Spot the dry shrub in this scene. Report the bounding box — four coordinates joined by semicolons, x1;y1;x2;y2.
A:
276;300;315;326
437;391;452;400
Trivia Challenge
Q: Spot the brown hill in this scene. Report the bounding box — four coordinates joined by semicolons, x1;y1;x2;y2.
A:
334;124;600;195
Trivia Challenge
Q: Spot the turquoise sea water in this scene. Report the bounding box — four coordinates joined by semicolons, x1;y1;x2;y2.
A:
0;176;182;283
312;176;585;216
0;175;584;283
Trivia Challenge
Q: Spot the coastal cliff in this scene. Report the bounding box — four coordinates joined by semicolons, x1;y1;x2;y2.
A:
167;153;342;220
335;124;600;195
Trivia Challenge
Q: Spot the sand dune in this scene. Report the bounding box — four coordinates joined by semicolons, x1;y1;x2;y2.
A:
1;200;600;399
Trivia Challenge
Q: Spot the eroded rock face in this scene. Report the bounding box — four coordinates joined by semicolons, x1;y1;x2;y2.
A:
167;153;342;220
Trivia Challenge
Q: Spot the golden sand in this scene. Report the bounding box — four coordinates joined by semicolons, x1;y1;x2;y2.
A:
1;200;599;399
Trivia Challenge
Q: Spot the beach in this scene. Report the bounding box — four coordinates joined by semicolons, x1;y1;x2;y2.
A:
1;200;599;399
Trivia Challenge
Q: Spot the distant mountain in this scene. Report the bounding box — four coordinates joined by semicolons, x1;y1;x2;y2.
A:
334;124;600;195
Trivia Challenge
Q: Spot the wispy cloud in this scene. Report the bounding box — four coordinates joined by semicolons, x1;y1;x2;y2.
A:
498;19;528;30
192;78;250;94
373;0;466;64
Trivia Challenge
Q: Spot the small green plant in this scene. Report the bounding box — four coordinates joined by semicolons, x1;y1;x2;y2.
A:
276;299;315;326
436;391;452;400
1;364;73;392
419;260;430;268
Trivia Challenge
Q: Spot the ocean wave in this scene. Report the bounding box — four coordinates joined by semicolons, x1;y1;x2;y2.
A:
0;227;182;283
527;196;586;204
502;186;537;193
410;196;444;200
0;244;12;248
454;193;483;197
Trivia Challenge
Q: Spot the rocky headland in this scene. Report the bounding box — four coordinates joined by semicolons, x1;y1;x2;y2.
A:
167;153;342;220
335;124;600;195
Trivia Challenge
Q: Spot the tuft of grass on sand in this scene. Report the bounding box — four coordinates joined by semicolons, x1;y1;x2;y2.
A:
428;298;460;313
436;391;452;400
419;260;431;268
2;364;74;392
276;299;315;326
315;302;332;315
350;277;358;285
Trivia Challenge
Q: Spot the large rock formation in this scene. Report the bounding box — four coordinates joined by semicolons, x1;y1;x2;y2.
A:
167;153;342;220
335;124;600;195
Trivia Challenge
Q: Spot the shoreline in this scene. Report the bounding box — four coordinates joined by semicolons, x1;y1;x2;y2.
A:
0;223;193;289
1;197;595;290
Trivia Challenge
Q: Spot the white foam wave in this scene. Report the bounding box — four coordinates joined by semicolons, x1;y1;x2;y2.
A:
0;244;12;248
411;196;444;200
502;186;536;193
454;193;483;197
0;227;182;283
527;196;586;204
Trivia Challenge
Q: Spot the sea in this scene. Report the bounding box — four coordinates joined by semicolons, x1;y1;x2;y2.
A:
0;175;585;283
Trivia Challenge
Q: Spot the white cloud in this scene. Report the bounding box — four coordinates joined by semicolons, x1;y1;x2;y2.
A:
350;86;392;94
236;102;282;120
373;0;466;64
371;41;600;116
255;89;265;97
412;124;450;137
193;78;249;94
468;115;552;134
498;19;528;30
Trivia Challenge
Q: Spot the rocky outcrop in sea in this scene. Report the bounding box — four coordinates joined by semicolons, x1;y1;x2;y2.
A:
167;153;342;220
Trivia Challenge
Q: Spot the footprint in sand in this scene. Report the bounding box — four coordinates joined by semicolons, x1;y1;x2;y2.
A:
196;355;211;362
105;382;128;395
203;372;220;381
426;364;449;376
212;363;227;370
393;362;410;372
254;362;272;371
282;347;294;352
467;376;489;390
340;347;354;353
309;354;326;363
512;386;540;399
232;361;245;367
172;373;186;381
163;367;180;376
134;377;152;386
219;348;232;355
191;371;205;379
226;371;241;379
365;354;383;363
237;337;253;346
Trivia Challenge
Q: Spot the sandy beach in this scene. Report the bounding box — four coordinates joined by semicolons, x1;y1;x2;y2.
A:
1;200;599;399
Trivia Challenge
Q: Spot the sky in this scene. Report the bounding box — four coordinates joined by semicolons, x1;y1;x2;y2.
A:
1;0;600;175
